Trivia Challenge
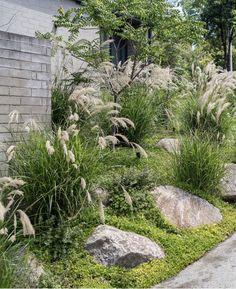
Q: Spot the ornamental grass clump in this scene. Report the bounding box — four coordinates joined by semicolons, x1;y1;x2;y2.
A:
8;86;147;226
172;134;225;192
176;62;236;140
67;86;148;156
10;128;101;224
119;84;156;143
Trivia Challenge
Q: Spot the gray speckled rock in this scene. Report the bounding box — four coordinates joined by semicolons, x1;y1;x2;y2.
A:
85;225;164;268
151;186;222;228
221;163;236;201
156;138;179;153
14;249;44;287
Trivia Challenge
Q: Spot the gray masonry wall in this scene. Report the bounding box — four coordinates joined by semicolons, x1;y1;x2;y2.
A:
0;0;99;78
0;31;51;176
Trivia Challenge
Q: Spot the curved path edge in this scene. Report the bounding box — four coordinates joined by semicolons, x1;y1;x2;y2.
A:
154;232;236;288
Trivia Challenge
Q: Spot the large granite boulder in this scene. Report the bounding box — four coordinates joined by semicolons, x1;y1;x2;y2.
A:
221;163;236;201
156;138;179;153
151;186;222;228
85;225;164;268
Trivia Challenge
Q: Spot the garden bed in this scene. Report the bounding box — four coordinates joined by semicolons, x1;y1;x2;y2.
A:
34;134;236;288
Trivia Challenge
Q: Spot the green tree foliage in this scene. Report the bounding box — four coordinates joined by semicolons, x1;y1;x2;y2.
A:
53;0;204;68
181;0;236;70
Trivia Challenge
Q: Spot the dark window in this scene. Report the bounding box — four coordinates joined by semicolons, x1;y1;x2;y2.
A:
110;35;128;64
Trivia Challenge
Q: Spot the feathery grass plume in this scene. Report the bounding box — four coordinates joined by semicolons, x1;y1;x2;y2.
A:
107;109;119;115
99;199;105;224
0;202;6;222
61;130;69;142
98;137;107;149
8;110;19;124
104;135;119;146
0;177;12;184
111;117;135;129
69;87;97;102
17;210;35;237
8;190;24;197
62;143;68;156
81;177;86;190
5;198;14;212
69;87;101;110
0;227;8;235
114;133;130;144
91;125;100;131
130;142;148;158
57;126;62;140
5;179;26;188
9;235;16;242
145;64;174;90
68;150;76;163
6;145;15;162
23;118;39;132
216;102;231;124
86;190;92;203
197;111;201;125
176;62;236;139
67;124;79;136
46;140;55;156
13;213;17;235
97;60;174;95
121;186;133;209
68;113;79;122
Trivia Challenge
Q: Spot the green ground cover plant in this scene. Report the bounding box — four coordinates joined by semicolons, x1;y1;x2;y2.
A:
32;141;236;288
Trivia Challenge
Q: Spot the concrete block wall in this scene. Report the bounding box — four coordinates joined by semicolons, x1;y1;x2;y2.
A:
0;0;99;78
0;31;51;175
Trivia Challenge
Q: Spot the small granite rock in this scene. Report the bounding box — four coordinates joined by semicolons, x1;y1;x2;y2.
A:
156;138;179;153
221;163;236;201
14;249;44;287
151;185;222;228
85;225;165;268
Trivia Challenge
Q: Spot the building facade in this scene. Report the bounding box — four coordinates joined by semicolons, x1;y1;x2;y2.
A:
0;0;99;77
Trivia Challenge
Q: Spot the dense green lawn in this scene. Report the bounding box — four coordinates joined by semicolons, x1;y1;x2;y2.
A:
36;133;236;288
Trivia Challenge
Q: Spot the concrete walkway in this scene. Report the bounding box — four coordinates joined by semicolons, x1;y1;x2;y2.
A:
154;232;236;288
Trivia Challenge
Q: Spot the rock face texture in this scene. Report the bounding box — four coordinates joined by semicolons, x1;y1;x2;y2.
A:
151;186;222;228
221;163;236;201
85;225;165;268
14;249;44;287
156;138;179;153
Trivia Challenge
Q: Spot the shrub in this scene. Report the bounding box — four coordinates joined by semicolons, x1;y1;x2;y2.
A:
172;134;225;192
120;85;156;143
10;129;102;224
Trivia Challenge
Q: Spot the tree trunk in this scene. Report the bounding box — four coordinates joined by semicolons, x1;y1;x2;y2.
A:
220;24;227;69
227;27;234;72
